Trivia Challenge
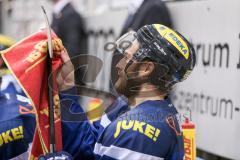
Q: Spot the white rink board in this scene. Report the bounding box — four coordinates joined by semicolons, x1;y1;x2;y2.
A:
168;0;240;159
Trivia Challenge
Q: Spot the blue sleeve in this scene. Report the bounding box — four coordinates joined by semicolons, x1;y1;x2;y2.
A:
0;93;35;160
165;115;185;160
167;135;184;160
59;87;98;160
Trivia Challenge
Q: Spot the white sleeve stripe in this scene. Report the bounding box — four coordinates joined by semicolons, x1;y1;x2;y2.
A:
100;114;111;128
16;94;31;103
94;143;164;160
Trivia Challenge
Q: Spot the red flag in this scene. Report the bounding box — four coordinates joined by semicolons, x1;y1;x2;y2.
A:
1;30;64;159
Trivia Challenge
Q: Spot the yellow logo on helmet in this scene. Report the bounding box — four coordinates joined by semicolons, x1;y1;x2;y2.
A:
153;24;189;60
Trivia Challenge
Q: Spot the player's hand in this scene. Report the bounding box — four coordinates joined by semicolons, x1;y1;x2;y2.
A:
56;48;75;91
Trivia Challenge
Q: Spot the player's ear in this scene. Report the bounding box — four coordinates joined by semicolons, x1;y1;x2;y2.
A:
138;61;154;77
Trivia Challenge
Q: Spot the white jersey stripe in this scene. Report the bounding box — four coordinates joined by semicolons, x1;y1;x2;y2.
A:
100;114;111;128
94;143;164;160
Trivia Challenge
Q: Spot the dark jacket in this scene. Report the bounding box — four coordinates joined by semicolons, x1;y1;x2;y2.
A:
51;3;87;57
120;0;173;36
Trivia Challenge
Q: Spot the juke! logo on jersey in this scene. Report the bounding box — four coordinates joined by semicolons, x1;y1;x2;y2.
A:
114;120;160;142
0;126;23;146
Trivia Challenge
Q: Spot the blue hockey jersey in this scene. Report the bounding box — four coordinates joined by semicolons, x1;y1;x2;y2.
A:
0;91;35;160
60;88;184;160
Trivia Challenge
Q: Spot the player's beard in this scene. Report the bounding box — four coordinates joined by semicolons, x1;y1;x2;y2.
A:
114;65;142;98
114;74;127;96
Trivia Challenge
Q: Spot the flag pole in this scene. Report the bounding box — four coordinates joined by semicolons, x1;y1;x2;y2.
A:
41;6;56;153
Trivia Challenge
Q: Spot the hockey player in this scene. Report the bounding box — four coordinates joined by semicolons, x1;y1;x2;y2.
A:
45;24;196;160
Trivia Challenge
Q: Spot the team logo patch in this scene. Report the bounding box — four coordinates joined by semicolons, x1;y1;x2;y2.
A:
114;120;161;142
154;24;190;60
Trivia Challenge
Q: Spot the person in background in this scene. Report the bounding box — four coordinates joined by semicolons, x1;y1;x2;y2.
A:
0;35;35;160
51;0;88;87
120;0;173;36
51;0;87;57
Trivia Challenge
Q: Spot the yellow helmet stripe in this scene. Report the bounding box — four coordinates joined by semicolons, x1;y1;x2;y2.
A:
153;24;190;60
